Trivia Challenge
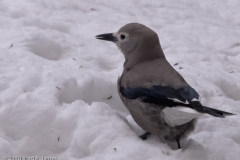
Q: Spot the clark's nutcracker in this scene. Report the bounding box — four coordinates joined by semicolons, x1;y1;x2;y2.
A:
96;23;235;149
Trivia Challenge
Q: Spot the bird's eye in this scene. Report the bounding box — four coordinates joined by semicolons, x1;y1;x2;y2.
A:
120;35;125;40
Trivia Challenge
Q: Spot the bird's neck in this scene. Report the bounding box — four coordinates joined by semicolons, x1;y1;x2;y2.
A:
123;45;165;69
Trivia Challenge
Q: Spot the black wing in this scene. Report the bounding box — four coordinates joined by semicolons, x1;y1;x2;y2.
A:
120;85;235;117
120;85;204;112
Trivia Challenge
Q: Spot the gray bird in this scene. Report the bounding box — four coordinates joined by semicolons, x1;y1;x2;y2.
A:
95;23;235;149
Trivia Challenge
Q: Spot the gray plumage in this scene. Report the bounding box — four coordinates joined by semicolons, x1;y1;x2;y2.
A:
96;23;235;149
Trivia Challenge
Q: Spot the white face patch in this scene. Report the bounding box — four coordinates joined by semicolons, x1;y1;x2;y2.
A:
114;31;132;55
112;32;118;37
117;32;129;42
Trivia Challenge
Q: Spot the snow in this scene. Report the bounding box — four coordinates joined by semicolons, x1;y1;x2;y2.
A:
0;0;240;159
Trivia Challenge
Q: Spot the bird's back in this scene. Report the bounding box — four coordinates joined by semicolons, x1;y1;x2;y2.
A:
120;58;188;89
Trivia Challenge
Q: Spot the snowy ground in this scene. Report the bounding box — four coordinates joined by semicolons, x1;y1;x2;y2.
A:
0;0;240;159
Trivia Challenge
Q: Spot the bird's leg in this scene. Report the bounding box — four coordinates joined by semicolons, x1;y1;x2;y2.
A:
139;132;151;140
175;135;181;149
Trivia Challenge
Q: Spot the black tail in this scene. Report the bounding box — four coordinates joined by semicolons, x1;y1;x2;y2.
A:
203;106;236;118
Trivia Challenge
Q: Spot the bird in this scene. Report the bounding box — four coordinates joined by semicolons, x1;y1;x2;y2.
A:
95;23;236;149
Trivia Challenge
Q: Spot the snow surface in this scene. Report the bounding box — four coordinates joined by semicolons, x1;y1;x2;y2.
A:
0;0;240;159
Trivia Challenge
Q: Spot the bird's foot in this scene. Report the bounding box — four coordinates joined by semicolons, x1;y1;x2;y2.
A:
175;135;181;149
139;132;151;140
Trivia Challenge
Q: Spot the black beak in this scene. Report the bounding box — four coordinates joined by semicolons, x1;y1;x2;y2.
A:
95;33;117;42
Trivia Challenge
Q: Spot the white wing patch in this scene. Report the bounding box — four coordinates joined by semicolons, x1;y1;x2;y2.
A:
168;96;201;103
161;106;203;127
167;98;189;104
191;97;201;102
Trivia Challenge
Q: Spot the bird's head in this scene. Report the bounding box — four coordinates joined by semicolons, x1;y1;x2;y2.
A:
96;23;165;68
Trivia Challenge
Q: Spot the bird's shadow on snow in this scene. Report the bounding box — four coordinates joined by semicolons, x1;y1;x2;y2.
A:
146;135;205;151
146;136;209;159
